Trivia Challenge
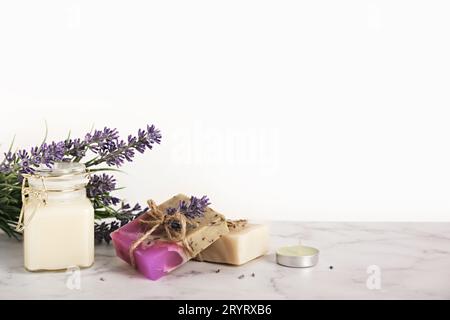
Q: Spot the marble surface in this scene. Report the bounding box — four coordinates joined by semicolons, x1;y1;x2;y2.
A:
1;222;450;299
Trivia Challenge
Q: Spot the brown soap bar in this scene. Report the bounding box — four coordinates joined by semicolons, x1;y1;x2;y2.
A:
157;194;230;257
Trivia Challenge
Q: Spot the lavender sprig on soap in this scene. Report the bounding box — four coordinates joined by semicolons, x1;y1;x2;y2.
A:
166;195;211;218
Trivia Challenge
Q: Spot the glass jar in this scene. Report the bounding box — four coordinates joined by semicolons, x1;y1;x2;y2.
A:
21;162;94;271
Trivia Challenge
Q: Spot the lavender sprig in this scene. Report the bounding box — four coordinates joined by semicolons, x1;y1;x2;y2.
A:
0;124;161;243
84;125;161;167
1;141;66;175
64;127;119;161
166;195;211;219
0;125;162;175
87;174;120;206
94;202;146;244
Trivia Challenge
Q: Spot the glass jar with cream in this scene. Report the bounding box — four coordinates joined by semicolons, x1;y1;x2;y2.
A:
19;162;94;271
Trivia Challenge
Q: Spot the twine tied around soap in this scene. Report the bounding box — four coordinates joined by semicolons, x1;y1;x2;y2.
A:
128;199;199;267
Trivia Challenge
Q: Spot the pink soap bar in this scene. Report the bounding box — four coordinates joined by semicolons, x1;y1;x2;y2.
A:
111;216;188;280
111;194;228;280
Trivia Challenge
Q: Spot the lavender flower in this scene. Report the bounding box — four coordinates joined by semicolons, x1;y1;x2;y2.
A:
87;174;116;196
1;141;67;174
95;221;120;244
166;195;211;219
117;202;145;221
94;202;146;244
87;174;120;206
181;195;211;218
66;127;120;160
88;125;161;167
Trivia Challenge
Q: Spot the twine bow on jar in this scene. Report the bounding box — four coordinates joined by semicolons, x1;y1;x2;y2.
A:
15;175;49;232
15;169;91;232
128;199;199;267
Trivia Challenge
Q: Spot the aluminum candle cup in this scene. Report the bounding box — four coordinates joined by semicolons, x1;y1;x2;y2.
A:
276;245;319;268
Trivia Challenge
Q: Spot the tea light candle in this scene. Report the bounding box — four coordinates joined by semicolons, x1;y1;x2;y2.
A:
276;245;319;268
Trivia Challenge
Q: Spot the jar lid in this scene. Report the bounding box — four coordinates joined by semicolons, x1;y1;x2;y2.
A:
27;162;89;191
276;245;319;268
34;162;86;177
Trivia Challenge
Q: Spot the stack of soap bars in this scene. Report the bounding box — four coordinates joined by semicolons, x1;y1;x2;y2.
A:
111;194;269;280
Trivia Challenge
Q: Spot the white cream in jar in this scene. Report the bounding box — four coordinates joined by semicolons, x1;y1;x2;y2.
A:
22;162;94;271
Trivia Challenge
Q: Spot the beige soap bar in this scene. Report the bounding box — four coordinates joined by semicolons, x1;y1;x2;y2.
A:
196;223;269;265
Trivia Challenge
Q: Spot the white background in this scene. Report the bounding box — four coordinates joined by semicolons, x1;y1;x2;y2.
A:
1;1;449;221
